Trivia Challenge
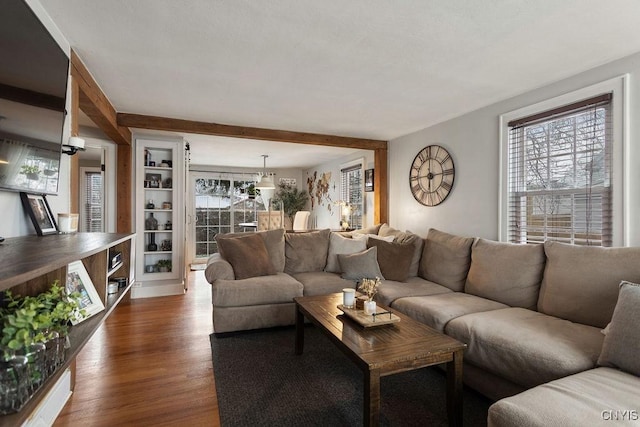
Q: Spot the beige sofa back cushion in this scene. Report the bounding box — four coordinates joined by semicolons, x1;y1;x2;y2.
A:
325;232;367;273
284;229;331;274
538;241;640;328
216;228;285;272
465;239;545;309
419;228;474;292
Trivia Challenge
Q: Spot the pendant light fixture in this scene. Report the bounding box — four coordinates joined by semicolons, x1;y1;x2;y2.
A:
255;154;275;190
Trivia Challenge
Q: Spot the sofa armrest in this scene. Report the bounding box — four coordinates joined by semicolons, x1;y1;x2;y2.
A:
204;253;235;282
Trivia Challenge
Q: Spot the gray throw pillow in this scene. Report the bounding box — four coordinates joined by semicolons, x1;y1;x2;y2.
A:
597;281;640;376
338;246;385;281
325;233;367;273
216;233;276;280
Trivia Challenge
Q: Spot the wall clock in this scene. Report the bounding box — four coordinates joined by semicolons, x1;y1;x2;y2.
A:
409;145;455;206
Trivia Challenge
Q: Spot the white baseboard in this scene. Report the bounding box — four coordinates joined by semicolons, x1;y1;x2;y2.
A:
131;282;185;298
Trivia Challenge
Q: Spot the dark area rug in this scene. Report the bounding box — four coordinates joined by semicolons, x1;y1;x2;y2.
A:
210;325;492;426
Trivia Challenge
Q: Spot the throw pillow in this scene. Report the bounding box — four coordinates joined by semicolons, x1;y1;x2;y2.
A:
338;246;385;281
284;229;331;274
325;233;367;273
215;233;276;280
215;228;285;272
378;224;424;277
419;228;474;292
597;281;640;376
366;238;414;282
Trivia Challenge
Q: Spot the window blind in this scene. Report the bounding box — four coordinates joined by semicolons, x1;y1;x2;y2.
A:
507;93;612;246
84;171;103;232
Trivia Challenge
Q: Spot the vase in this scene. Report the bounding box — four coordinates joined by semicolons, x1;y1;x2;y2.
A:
145;213;158;230
42;331;60;376
364;300;377;315
147;233;157;252
16;343;46;395
0;355;29;414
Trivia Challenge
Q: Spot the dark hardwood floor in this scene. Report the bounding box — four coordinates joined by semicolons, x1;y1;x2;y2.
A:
54;271;220;426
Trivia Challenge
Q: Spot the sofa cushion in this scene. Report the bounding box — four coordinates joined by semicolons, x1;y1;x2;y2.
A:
376;276;452;307
419;228;474;291
445;307;604;389
350;224;382;235
366;238;414;282
325;232;367;273
216;228;285;272
393;293;508;332
352;233;395;243
465;239;545;310
284;229;331;274
204;253;234;283
488;367;640;427
338;246;384;281
597;281;640;376
378;224;424;277
538;241;640;328
292;271;355;297
211;272;303;307
215;233;276;279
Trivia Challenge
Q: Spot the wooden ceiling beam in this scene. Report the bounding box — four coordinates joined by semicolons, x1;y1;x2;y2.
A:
117;113;387;150
70;50;131;146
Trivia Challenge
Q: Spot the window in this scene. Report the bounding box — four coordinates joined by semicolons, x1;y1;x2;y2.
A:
341;164;363;230
507;94;612;246
83;170;103;232
193;173;266;258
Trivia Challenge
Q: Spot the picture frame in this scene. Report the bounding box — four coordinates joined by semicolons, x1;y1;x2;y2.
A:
20;192;58;235
146;173;162;188
279;178;296;186
66;260;105;324
364;169;374;192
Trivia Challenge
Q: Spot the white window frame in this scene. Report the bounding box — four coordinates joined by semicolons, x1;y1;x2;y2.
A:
499;75;629;246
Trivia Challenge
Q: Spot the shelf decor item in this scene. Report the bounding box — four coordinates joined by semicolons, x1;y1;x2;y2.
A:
145;213;158;230
65;261;105;324
20;192;58;236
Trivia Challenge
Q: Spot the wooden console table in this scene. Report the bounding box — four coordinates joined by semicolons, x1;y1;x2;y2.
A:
0;232;136;426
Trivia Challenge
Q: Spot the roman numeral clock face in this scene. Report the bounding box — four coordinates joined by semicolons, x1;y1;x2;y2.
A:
409;145;455;206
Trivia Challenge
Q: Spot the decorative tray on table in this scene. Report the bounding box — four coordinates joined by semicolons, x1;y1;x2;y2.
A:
337;304;401;328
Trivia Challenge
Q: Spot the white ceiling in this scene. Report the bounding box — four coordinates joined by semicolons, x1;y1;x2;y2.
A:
42;0;640;168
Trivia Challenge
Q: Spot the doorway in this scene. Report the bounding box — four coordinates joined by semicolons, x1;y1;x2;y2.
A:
187;170;268;266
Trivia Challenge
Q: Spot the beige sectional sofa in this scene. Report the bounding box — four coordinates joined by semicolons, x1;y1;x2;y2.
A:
205;224;640;426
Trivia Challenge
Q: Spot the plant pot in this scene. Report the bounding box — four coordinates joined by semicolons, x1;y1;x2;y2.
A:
26;173;39;181
0;355;29;414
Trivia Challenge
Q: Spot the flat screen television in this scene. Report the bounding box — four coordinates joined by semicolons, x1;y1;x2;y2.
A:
0;0;69;194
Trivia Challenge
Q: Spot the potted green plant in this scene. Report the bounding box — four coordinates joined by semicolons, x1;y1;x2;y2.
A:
0;281;85;393
273;183;309;229
156;259;172;272
20;165;41;181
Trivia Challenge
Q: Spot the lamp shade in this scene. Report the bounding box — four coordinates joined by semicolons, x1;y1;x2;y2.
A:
255;174;275;190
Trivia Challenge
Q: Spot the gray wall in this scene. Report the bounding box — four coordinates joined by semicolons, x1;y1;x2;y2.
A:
388;51;640;246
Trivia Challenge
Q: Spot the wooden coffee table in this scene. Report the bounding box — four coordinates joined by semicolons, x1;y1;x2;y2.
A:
294;293;466;426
